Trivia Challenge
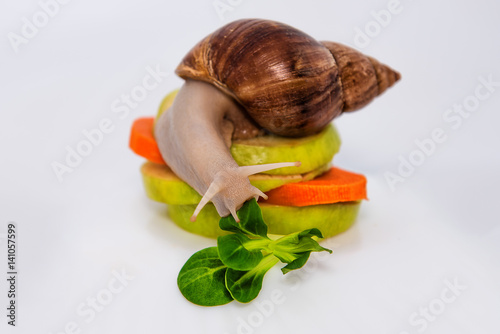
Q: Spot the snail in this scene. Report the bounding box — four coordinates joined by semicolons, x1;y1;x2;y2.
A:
155;19;400;222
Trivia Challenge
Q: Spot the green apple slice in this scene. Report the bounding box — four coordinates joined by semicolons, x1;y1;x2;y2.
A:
167;201;361;239
231;124;340;175
141;162;330;205
155;88;179;126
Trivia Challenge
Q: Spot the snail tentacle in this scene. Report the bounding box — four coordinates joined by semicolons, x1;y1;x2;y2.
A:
238;161;301;177
190;181;221;222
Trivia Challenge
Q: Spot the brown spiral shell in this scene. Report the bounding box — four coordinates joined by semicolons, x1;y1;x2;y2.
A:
176;19;400;137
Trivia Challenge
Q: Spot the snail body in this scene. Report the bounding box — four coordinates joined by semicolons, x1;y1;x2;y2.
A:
155;19;400;221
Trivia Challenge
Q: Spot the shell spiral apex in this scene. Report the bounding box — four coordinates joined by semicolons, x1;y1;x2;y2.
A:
176;18;400;137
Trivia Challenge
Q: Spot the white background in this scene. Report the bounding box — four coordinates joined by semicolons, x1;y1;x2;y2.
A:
1;0;499;333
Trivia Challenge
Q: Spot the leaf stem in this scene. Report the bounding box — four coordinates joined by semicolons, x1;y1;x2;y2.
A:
244;238;272;251
259;254;280;269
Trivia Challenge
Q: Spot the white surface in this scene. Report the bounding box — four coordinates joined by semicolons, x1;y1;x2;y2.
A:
1;0;499;333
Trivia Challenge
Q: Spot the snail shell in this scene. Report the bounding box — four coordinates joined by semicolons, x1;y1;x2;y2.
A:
176;19;400;137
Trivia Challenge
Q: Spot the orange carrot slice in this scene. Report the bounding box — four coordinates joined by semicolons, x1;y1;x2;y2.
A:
129;117;165;164
263;167;367;206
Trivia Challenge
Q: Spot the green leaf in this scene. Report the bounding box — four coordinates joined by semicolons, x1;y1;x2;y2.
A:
277;236;331;254
217;234;269;271
274;229;332;255
177;247;233;306
219;199;268;238
274;228;323;246
281;252;311;274
271;228;332;275
272;249;302;263
225;254;279;303
299;228;324;239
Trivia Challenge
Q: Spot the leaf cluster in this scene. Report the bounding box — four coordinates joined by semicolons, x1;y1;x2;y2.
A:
178;199;332;306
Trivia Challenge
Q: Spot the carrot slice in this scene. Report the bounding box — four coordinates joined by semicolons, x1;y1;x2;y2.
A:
263;167;367;206
129;117;165;164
